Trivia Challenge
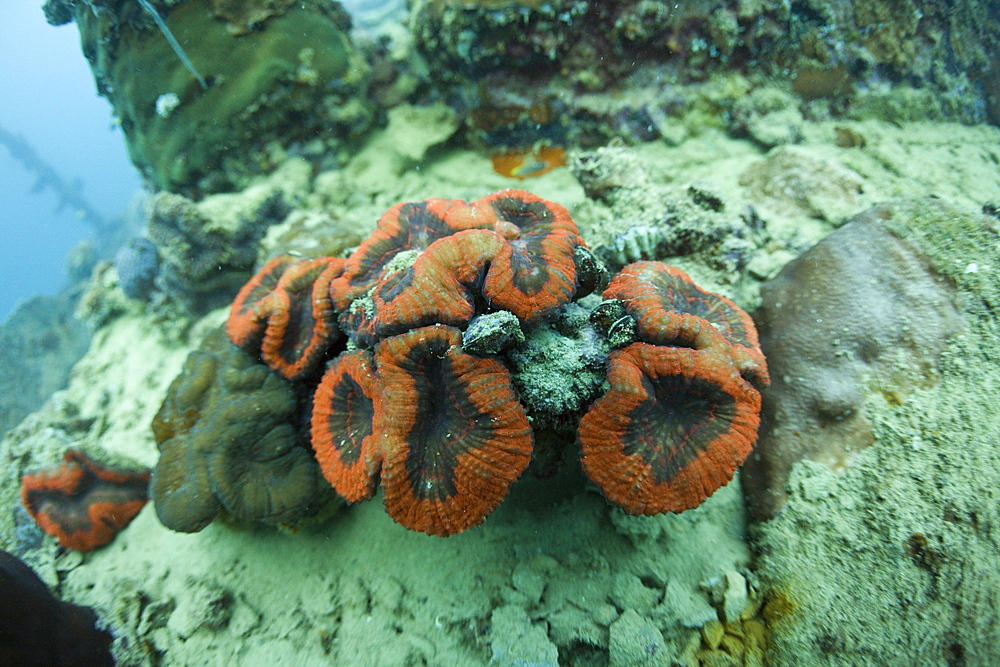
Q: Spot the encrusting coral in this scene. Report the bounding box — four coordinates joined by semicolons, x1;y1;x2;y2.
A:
151;189;768;537
742;205;962;520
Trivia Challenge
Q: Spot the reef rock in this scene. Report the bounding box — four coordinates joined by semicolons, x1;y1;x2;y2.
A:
742;202;964;520
0;295;90;438
52;0;372;195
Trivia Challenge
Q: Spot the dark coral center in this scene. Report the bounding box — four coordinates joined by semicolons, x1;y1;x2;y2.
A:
329;375;374;465
623;375;736;484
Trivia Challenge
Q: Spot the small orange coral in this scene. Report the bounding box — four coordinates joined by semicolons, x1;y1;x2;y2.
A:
259;256;343;379
579;260;768;513
227;255;344;380
311;325;533;536
329;199;476;310
226;255;298;347
368;229;505;340
21;450;150;551
476;189;585;320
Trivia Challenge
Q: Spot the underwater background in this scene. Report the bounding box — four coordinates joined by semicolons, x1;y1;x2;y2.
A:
1;0;1000;665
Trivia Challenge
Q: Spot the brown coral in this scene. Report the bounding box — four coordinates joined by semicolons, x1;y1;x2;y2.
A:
151;328;329;532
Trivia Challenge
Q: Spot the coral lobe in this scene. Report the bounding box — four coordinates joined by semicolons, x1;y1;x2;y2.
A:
21;449;151;552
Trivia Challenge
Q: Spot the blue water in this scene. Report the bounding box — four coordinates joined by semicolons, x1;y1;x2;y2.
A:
0;4;141;322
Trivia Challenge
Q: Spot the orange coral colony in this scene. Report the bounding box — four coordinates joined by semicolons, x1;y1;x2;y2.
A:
603;261;770;386
312;326;533;536
227;255;345;380
21;449;151;551
217;192;767;536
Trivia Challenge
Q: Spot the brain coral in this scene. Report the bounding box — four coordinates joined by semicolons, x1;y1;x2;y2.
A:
150;328;332;532
742;206;963;520
581;261;769;513
152;189;768;536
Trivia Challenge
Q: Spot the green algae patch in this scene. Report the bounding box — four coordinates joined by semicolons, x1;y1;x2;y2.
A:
76;0;371;195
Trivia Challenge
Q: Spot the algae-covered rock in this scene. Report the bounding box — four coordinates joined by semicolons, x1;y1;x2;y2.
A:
145;191;273;311
743;203;964;519
751;199;1000;664
489;604;559;667
59;0;372;195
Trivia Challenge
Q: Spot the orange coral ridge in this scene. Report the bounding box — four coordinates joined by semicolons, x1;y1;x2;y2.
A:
604;261;770;387
576;260;769;513
20;449;151;552
311;325;533;536
227;255;298;347
329;198;474;311
368;229;506;341
475;190;584;319
227;255;344;380
332;190;587;345
229;190;587;362
577;343;762;514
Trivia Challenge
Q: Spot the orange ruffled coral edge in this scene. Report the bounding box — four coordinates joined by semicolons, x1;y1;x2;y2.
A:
312;325;533;536
604;260;770;386
227;255;344;380
577;343;761;514
21;449;150;551
577;260;769;514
